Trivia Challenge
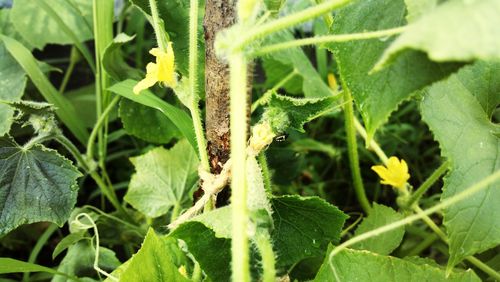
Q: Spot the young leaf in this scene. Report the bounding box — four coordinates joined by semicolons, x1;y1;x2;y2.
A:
1;35;89;144
53;241;121;282
0;138;82;236
314;248;480;281
119;98;180;144
0;42;26;136
352;203;405;255
0;258;77;281
170;221;232;282
52;231;86;260
420;61;500;269
124;139;199;218
376;0;500;70
120;228;190;282
108;79;197;151
271;195;348;267
328;0;461;140
267;91;339;132
102;33;142;81
10;0;93;50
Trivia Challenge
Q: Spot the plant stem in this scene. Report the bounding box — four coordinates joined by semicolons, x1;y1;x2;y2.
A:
192;261;202;282
343;89;371;214
406;160;450;208
22;223;58;282
258;152;272;193
233;0;352;51
353;117;388;164
326;169;500;271
466;256;500;281
254;231;276;282
59;47;79;94
148;0;167;52
189;0;210;171
251;69;297;113
404;233;439;257
252;26;405;57
87;95;120;161
229;52;250;282
171;202;181;223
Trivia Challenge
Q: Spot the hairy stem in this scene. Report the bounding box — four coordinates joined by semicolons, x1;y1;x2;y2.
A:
406;160;450;208
254;231;276;282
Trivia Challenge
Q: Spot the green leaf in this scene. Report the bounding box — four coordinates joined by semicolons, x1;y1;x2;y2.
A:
263;30;333;98
262;58;302;95
0;42;26;136
1;35;89;144
53;240;121;282
271;195;348;267
102;33;142;81
352;203;405;255
0;138;82;236
125;139;199;218
0;258;78;281
119;98;180;144
376;0;500;70
52;231;86;260
170;221;232;282
108;79;197;151
10;0;93;50
420;61;500;268
314;248;480;281
267;92;339;132
328;0;461;140
0;9;33;50
290;138;340;158
120;228;189;282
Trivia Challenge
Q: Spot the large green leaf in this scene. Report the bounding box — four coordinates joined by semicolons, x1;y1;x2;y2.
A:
1;35;89;144
53;241;121;282
352;203;405;255
262;30;333;98
10;0;93;49
124;139;199;218
0;42;26;136
376;0;500;70
314;248;480;281
108;79;197;151
271;195;348;267
119;98;180;144
0;138;82;236
420;61;500;268
120;228;189;282
0;9;33;49
170;221;232;282
404;0;438;23
328;0;460;140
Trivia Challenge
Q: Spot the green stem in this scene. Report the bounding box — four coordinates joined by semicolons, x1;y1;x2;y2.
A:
192;261;202;282
148;0;167;52
327;170;500;275
229;52;250;282
343;89;371;214
466;256;500;281
252;26;405;57
86;95;120;161
353;117;388;164
59;47;79;94
171;202;181;223
233;0;352;51
254;231;276;282
251;69;297;113
406;161;450;208
258;152;272;194
22;224;59;282
404;233;439;257
188;0;210;171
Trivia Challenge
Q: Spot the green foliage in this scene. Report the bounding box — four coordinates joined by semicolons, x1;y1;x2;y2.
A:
119;229;189;282
125;139;199;218
102;33;142;81
352;203;405;255
420;61;500;269
0;138;81;236
376;0;500;69
315;248;481;281
328;0;460;140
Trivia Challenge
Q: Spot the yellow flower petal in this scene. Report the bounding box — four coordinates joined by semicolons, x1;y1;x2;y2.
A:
134;44;177;94
133;75;157;94
371;156;410;189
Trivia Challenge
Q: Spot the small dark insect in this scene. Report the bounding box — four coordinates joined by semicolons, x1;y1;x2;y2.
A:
274;133;289;142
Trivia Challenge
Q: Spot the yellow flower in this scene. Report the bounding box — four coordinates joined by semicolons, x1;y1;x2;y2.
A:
133;43;176;94
371;156;410;189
